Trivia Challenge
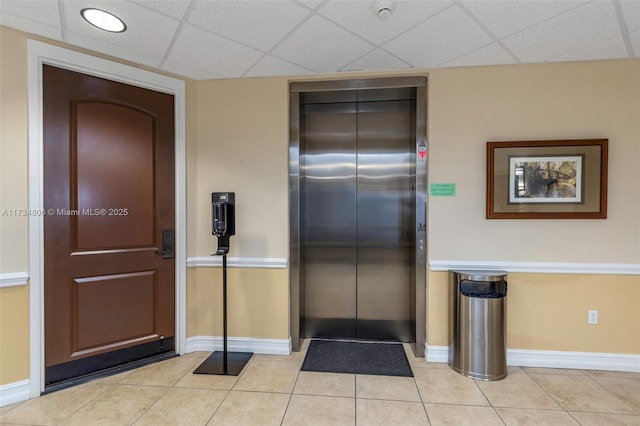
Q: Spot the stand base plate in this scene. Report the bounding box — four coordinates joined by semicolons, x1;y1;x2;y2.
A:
193;351;253;376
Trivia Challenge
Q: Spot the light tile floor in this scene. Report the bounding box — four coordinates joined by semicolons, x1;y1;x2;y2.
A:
1;341;639;425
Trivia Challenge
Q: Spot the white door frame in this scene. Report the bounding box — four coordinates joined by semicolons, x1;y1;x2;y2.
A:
27;40;187;397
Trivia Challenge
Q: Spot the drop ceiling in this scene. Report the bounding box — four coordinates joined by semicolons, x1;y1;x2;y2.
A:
1;0;638;80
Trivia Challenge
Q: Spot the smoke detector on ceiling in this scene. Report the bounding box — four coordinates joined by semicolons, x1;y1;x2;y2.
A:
371;0;394;20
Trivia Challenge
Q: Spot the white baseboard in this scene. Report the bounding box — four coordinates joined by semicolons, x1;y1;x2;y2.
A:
507;348;640;372
425;344;640;372
186;336;291;356
425;344;449;363
0;379;30;407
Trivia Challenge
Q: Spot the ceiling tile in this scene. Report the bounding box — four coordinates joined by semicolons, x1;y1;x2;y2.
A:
167;24;263;78
65;30;163;68
461;0;587;39
188;0;311;52
294;0;324;10
441;42;517;68
244;55;314;77
341;49;412;72
621;0;640;32
271;15;374;72
64;0;179;58
0;0;60;26
131;0;192;20
548;36;629;62
502;1;621;63
161;60;223;80
317;0;451;46
629;29;640;56
0;10;62;41
382;5;493;68
0;0;62;39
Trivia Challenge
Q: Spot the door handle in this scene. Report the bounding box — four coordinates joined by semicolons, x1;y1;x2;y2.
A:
162;229;174;259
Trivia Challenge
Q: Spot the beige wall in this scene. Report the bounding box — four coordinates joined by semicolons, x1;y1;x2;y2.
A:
428;271;640;354
187;268;289;339
187;76;292;342
189;59;640;355
0;27;31;387
190;79;288;258
1;24;639;387
0;286;29;384
0;27;29;272
190;77;290;259
428;61;640;263
424;60;640;354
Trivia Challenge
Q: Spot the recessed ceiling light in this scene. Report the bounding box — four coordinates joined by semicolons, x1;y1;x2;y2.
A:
81;8;126;33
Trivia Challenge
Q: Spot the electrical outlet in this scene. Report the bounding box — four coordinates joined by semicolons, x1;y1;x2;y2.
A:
588;310;599;325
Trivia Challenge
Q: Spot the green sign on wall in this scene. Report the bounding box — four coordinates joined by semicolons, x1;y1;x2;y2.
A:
430;183;456;197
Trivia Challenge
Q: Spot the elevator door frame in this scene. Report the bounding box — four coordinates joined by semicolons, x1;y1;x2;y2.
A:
289;77;428;357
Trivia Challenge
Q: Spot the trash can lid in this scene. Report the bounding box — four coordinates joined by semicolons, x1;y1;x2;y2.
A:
450;269;507;282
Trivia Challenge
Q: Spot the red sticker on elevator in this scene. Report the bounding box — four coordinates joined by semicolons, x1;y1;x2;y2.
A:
418;140;427;162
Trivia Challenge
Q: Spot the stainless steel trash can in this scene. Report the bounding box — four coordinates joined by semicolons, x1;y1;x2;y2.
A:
449;270;508;381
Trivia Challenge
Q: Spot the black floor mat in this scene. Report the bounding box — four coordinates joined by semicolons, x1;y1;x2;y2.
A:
301;340;413;377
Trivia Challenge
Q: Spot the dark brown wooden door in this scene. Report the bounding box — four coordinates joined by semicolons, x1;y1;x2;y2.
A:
43;65;175;386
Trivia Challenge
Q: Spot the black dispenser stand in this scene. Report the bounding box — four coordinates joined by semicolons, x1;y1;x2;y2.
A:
193;255;253;376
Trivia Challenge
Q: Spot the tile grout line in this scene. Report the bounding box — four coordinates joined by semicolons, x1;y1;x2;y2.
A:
582;372;640;415
469;374;507;425
128;357;209;425
128;384;172;426
411;369;432;423
186;356;231;425
566;410;583;424
353;373;357;426
522;369;571;415
65;380;115;423
415;378;432;425
280;367;302;425
195;352;249;424
525;370;639;418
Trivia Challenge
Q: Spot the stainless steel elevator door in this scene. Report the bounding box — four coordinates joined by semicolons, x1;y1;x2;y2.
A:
301;101;358;339
356;100;414;341
301;91;415;342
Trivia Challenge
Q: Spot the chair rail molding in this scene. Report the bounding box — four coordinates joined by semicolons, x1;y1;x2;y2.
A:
0;272;29;288
186;257;288;269
429;260;640;275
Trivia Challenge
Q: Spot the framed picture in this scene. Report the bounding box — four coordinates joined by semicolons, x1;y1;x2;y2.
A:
487;139;608;219
508;155;583;204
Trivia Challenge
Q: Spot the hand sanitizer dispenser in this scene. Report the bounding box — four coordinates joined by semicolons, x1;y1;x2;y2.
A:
195;191;253;376
212;192;235;255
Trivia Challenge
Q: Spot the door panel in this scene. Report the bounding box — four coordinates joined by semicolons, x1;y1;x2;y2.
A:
73;271;156;354
75;102;155;249
356;100;413;341
301;102;357;339
43;65;175;384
